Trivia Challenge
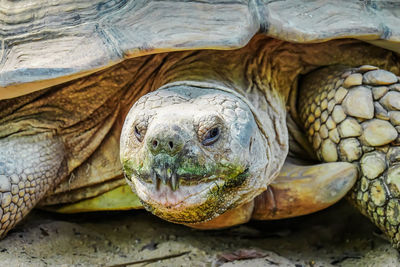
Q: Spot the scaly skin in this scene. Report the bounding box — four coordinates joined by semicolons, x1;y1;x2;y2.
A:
0;133;67;237
299;65;400;248
0;64;128;237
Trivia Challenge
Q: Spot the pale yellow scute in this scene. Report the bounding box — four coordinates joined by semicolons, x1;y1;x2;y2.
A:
49;184;143;213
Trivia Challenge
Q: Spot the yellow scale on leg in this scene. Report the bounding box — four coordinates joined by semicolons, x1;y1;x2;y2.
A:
299;65;400;248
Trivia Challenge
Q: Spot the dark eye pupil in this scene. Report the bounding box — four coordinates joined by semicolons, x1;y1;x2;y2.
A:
134;126;142;141
202;127;220;146
209;128;219;138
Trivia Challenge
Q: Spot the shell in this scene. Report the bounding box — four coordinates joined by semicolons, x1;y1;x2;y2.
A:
1;0;400;100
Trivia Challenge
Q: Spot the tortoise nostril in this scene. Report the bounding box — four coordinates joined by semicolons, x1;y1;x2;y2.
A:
147;130;183;155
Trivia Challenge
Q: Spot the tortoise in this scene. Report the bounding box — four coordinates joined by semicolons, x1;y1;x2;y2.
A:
1;0;400;249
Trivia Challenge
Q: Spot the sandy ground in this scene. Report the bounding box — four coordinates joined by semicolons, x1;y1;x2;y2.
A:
0;200;399;267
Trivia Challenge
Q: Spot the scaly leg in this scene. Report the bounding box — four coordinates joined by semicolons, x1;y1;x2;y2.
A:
299;65;400;248
0;132;67;237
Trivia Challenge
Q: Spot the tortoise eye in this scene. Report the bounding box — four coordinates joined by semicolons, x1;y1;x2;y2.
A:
202;127;220;146
134;125;145;142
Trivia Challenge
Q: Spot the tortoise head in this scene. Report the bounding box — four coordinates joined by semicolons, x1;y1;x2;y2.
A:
120;82;269;224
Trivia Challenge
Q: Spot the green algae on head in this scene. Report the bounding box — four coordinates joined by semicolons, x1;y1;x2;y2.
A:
123;152;249;186
127;158;251;224
120;84;274;223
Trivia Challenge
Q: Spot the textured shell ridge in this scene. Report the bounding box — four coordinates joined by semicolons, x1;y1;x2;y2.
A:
1;0;400;99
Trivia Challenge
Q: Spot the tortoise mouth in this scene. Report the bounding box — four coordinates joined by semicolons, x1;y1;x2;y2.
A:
127;167;249;218
135;171;220;187
132;175;225;208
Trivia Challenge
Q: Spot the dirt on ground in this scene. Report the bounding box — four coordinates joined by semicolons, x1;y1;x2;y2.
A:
0;200;398;267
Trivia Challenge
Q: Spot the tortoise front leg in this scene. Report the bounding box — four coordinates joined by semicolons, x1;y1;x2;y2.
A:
0;132;67;237
299;65;400;248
